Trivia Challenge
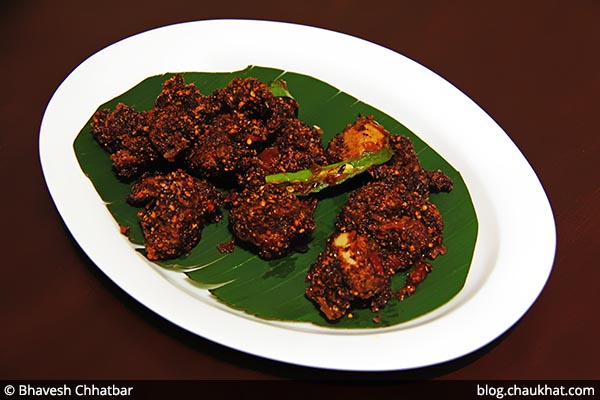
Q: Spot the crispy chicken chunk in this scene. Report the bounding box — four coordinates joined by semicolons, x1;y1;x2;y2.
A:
184;113;258;180
306;231;392;321
337;180;447;271
306;179;446;321
184;77;311;183
90;103;159;181
226;184;317;259
211;76;274;119
126;169;223;260
326;115;390;162
148;74;208;161
370;134;453;194
237;118;328;188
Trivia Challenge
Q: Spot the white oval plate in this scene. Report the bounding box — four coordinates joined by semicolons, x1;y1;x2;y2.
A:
39;20;556;371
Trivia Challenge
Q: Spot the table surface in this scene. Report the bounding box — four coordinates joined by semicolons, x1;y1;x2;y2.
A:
1;0;598;380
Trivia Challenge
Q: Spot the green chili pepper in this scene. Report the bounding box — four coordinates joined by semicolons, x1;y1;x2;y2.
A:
265;146;394;195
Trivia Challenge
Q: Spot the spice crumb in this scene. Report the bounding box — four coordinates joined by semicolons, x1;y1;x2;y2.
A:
217;240;235;253
119;225;130;237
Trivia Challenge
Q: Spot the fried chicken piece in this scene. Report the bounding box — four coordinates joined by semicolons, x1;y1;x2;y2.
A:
306;174;448;321
326;115;390;162
91;104;136;153
148;75;207;161
326;114;453;195
90;103;159;181
266;95;299;120
109;135;160;181
216;110;269;145
237;118;328;188
370;134;453;194
211;76;274;119
184;113;258;180
185;79;300;181
226;184;317;259
268;118;328;172
148;107;198;161
91;75;212;177
337;180;447;272
305;231;392;321
126;169;223;260
154;74;205;110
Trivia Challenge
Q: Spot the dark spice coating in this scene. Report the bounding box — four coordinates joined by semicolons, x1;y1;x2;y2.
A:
148;75;206;161
305;231;392;321
110;134;159;181
126;169;223;260
337;180;447;271
184;113;258;179
211;76;274;119
226;184;317;260
154;74;208;111
90;103;159;181
236;118;328;188
148;107;198;161
267;118;328;172
369;134;453;194
266;95;298;121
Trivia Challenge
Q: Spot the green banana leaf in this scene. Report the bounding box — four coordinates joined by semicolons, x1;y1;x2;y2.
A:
73;66;478;328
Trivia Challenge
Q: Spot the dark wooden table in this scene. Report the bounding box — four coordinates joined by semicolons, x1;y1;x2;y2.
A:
1;0;598;380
